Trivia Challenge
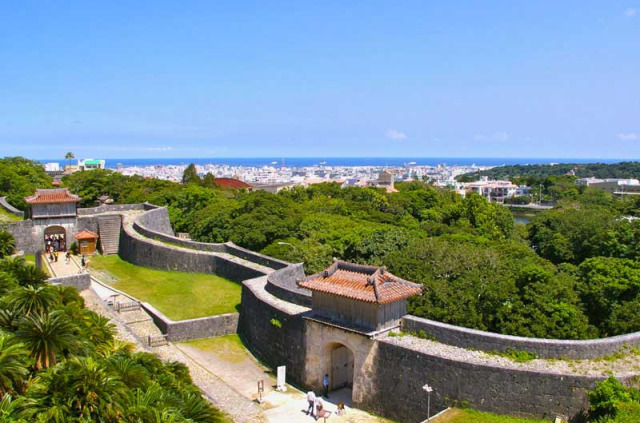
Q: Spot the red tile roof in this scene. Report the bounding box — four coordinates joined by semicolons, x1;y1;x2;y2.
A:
298;260;422;304
25;189;81;205
212;178;252;189
75;229;99;240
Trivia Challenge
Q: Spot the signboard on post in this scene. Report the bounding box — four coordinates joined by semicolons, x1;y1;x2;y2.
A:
257;379;264;403
277;366;286;391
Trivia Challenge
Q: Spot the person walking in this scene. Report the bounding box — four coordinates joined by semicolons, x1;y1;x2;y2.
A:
79;255;86;273
306;391;316;417
323;373;330;398
65;251;70;264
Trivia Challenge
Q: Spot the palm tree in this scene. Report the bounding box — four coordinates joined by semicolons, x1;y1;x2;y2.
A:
9;264;48;289
0;231;16;259
0;334;29;395
16;311;76;369
0;393;25;420
107;356;149;390
64;152;75;169
55;356;129;421
10;285;59;316
0;272;17;297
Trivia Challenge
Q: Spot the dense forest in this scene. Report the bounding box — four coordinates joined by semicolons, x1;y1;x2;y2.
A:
457;161;640;181
0;238;226;422
0;157;52;210
54;165;640;341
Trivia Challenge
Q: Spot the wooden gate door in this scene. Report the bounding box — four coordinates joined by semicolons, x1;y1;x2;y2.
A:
331;346;353;390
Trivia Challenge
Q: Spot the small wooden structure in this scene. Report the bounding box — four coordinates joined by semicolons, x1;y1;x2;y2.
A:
75;229;99;255
298;259;422;333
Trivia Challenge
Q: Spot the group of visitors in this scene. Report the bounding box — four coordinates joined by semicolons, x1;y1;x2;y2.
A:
305;374;338;421
45;233;66;252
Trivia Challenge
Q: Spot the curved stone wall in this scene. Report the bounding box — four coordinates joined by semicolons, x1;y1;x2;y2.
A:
134;206;175;236
238;276;309;387
265;263;311;306
132;208;290;269
0;196;24;217
403;315;640;359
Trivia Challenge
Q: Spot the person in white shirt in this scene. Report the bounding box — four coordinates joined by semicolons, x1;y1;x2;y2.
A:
306;391;316;417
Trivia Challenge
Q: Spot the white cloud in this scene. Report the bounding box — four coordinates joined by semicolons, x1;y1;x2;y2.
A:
624;8;637;17
473;131;510;142
146;146;173;151
617;133;639;140
385;129;407;140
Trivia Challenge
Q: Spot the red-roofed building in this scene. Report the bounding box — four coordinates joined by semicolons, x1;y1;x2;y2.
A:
75;229;99;255
212;178;252;190
298;259;422;332
25;189;80;219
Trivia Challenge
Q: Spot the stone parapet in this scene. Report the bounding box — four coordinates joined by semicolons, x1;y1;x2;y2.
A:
265;262;311;306
47;273;91;291
403;315;640;359
77;203;146;216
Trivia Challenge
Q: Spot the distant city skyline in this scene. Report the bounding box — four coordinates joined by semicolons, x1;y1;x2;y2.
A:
0;1;638;159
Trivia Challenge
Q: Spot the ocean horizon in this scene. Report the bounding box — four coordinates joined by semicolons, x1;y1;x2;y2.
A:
37;157;636;169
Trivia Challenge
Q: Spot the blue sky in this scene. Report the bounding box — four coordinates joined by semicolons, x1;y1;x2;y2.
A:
0;1;638;159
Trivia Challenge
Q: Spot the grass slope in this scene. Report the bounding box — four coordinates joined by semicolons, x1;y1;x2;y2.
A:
432;409;550;423
90;255;241;320
0;207;22;221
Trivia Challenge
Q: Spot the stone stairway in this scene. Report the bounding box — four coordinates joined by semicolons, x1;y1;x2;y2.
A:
98;216;122;255
116;307;168;347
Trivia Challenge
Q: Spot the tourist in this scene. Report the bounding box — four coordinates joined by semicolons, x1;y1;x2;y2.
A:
323;374;329;398
54;251;59;262
79;255;86;273
65;251;70;264
315;396;323;417
306;391;316;417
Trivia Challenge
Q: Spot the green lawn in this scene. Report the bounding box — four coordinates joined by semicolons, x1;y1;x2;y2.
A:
89;255;241;320
431;409;550;423
181;334;248;364
0;207;22;221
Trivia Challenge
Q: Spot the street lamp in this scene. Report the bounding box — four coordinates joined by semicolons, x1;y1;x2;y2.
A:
277;241;295;248
423;384;433;420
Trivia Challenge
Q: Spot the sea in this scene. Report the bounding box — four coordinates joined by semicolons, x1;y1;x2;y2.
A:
38;157;632;170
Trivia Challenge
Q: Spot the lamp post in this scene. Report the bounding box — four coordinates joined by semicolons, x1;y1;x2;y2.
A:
423;384;433;420
277;241;295;249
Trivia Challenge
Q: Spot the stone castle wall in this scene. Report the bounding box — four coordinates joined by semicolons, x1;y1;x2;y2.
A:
365;339;602;422
238;277;308;388
141;302;239;342
403;315;640;360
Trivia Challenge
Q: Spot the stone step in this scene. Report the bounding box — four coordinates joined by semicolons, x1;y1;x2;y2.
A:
98;217;122;255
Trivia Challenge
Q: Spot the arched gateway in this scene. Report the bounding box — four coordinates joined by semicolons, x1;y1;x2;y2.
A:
298;259;422;404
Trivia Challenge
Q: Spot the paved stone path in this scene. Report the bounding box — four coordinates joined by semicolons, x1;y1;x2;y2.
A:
178;339;393;423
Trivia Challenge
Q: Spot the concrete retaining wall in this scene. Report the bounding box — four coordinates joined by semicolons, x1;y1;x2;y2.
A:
0;197;24;217
403;315;640;359
141;303;239;342
47;273;91;291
